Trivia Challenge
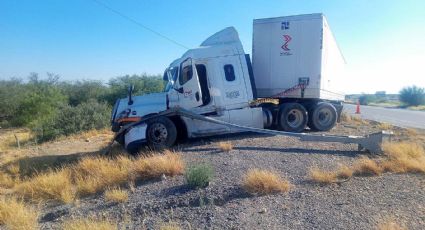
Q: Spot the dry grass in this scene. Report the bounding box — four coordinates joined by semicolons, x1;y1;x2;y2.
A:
132;151;185;179
73;156;131;196
242;169;291;195
14;168;75;203
353;157;383;176
0;128;33;152
405;128;418;137
336;165;353;179
0;171;15;188
159;222;181;230
62;218;117;230
13;151;184;203
377;219;406;230
309;141;425;186
308;164;353;184
217;141;233;152
308;167;337;184
377;122;393;130
0;197;39;230
104;188;128;203
351;115;367;124
339;112;351;122
340;112;368;125
381;141;425;173
56;128;112;142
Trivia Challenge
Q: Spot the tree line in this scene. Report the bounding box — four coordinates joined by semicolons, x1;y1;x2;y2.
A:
0;73;164;142
359;85;425;106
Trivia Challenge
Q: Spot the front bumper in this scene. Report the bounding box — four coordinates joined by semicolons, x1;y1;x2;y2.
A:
124;123;148;148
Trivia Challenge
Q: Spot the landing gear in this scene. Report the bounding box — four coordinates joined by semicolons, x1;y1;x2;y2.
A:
278;103;308;132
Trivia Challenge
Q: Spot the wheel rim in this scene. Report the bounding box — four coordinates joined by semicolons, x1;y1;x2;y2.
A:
317;107;333;126
148;123;168;144
286;109;303;128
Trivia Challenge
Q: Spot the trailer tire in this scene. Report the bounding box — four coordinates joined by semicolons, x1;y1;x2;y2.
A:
146;116;177;149
278;103;308;132
308;102;337;131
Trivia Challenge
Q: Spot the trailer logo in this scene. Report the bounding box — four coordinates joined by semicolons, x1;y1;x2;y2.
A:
280;35;293;56
281;21;290;30
281;35;292;51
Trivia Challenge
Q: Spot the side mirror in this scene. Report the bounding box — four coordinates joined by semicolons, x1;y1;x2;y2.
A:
174;87;184;94
128;85;134;105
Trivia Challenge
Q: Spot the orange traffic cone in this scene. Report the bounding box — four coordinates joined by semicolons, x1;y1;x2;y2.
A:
355;100;361;114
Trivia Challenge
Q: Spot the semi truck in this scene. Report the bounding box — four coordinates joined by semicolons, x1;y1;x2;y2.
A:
111;13;349;153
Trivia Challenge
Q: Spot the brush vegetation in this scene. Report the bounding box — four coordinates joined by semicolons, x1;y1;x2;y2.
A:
0;74;164;142
217;141;233;152
377;219;406;230
381;141;425;173
308;164;353;184
132;151;185;179
242;169;291;195
185;164;214;188
310;140;425;186
352;157;383;176
0;197;39;230
104;188;129;203
14;151;184;203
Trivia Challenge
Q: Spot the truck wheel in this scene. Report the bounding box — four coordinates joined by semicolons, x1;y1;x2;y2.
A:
308;102;337;131
146;116;177;149
278;103;308;132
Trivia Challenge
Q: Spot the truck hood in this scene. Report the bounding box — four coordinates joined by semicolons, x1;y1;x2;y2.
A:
112;92;167;122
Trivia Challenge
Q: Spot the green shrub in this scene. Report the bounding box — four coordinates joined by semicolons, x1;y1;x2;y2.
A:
399;85;425;106
58;80;109;106
0;72;165;138
103;74;165;105
2;74;67;127
0;78;26;127
33;100;110;141
185;164;214;188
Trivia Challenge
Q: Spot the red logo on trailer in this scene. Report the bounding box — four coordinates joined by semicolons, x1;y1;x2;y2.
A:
281;35;292;51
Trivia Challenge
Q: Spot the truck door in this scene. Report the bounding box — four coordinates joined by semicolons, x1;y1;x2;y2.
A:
177;58;204;109
219;56;248;107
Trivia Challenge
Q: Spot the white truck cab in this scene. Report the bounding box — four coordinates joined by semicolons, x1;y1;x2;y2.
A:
111;14;345;153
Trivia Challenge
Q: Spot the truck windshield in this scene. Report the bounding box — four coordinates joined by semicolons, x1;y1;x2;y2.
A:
163;66;179;92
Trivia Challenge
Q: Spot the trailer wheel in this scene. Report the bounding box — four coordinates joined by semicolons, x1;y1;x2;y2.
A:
278;103;308;132
146;116;177;149
308;102;337;131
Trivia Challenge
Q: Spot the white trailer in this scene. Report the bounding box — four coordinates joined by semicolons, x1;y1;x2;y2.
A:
252;14;345;101
109;13;385;154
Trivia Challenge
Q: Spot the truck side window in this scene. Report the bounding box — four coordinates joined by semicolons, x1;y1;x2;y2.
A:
179;65;193;85
224;64;235;81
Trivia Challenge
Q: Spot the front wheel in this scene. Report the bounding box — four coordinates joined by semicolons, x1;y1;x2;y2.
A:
146;116;177;149
278;103;308;132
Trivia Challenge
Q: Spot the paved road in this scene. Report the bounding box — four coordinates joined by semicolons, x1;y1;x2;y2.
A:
343;104;425;129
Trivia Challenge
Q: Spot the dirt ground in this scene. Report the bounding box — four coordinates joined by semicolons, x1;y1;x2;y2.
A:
8;119;420;230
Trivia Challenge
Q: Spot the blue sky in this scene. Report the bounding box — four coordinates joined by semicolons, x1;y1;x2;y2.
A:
1;0;424;93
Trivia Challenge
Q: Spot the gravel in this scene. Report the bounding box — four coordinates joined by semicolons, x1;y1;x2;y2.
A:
39;123;425;230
